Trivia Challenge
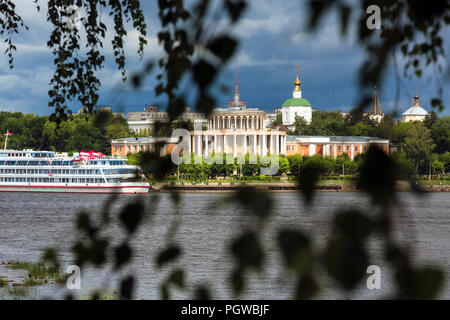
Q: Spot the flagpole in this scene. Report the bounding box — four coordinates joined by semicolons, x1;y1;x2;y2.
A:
4;129;9;150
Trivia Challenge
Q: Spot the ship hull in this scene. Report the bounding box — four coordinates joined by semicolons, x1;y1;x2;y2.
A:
0;182;150;194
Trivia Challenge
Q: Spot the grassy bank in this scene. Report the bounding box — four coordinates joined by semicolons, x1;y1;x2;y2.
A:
0;261;68;299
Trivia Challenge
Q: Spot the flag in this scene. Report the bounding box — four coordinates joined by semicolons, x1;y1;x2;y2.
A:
89;150;104;158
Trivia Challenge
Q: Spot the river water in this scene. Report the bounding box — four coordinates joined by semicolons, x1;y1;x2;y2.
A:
0;192;448;299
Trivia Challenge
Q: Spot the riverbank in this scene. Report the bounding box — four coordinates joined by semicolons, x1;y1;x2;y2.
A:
149;181;450;193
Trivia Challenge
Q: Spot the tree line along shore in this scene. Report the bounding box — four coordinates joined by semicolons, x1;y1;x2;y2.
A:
0;110;449;183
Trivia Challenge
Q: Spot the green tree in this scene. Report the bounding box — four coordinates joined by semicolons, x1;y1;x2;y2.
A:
391;122;415;149
424;110;438;129
287;155;303;175
348;122;374;136
291;116;309;135
430;116;450;154
404;123;435;173
271;113;282;127
277;155;290;175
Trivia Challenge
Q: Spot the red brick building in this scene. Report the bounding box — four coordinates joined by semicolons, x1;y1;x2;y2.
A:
286;136;389;160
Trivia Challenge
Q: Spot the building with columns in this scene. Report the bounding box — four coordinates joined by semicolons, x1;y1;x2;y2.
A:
111;137;179;156
189;76;286;157
286;136;389;160
127;105;206;134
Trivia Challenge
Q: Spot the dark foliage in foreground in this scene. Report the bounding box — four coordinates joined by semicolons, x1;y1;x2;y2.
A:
0;0;447;299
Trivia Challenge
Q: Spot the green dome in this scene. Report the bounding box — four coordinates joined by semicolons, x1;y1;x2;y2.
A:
282;98;312;107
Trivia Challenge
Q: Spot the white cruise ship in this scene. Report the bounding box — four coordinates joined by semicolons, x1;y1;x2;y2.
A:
0;149;150;194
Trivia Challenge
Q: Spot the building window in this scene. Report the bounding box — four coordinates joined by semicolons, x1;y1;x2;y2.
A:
346;146;350;151
338;146;342;152
355;146;358;152
287;146;290;151
329;146;333;152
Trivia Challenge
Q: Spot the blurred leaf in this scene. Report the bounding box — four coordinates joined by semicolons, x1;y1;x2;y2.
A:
396;267;444;299
230;231;264;270
192;60;217;90
208;35;237;62
333;209;373;242
357;146;397;207
76;211;96;237
119;276;134;300
339;4;351;35
278;229;313;274
323;239;369;291
297;162;321;205
295;274;319;299
232;188;273;219
41;248;60;271
156;245;182;268
194;285;211;300
307;0;336;31
224;0;247;23
160;283;169;300
114;243;132;269
119;202;145;234
168;269;185;289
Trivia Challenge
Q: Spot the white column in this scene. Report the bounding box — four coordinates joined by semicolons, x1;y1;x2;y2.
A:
260;134;267;156
269;135;273;154
351;144;354;160
253;134;257;155
214;135;217;153
188;134;192;154
233;134;237;157
205;134;208;155
243;134;247;154
224;135;228;154
276;134;279;155
197;134;202;156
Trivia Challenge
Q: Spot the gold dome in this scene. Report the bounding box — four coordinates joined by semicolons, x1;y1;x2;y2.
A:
294;65;301;92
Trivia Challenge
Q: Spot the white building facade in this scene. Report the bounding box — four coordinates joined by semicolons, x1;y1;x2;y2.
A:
189;78;286;157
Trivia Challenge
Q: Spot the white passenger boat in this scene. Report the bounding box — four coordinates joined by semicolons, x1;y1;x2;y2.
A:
0;149;150;194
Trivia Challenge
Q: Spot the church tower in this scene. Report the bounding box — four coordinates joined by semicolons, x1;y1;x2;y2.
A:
226;69;247;109
293;65;302;99
368;86;384;122
281;66;313;127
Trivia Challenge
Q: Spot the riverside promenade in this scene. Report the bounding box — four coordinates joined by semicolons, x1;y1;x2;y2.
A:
149;181;450;193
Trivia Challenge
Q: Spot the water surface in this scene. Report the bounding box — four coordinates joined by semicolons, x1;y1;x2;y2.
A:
0;192;448;299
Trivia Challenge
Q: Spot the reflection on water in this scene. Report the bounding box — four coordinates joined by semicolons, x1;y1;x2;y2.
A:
0;192;448;299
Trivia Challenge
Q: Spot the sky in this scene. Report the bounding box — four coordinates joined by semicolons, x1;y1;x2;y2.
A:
0;0;448;118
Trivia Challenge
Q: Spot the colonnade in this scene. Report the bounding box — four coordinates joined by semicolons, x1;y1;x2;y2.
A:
208;115;265;130
189;132;286;156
